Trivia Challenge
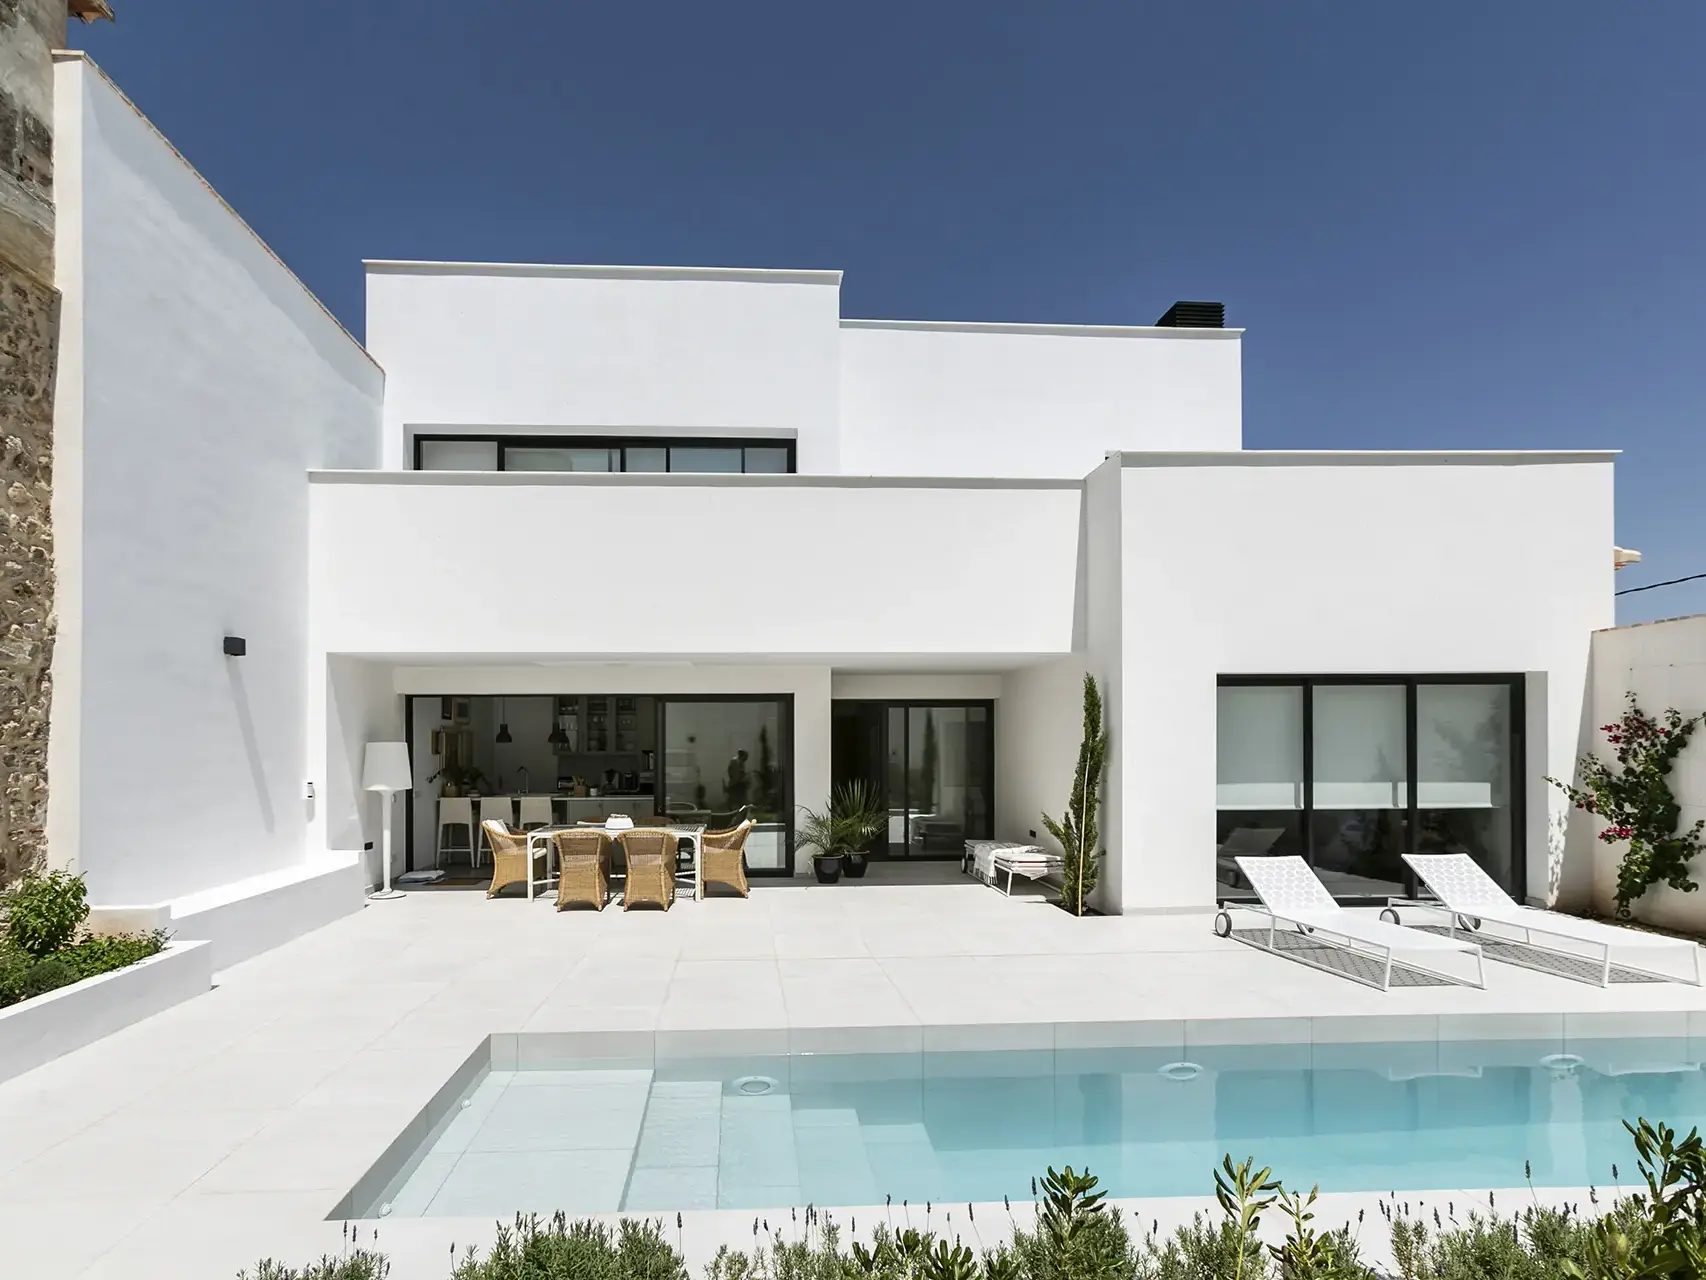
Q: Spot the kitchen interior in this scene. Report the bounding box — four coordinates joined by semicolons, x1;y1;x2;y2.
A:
407;693;791;874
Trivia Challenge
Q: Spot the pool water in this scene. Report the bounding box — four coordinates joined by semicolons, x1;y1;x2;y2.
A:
371;1039;1706;1217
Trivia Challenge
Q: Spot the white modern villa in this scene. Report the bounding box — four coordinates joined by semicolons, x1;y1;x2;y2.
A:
43;52;1616;967
19;44;1706;1280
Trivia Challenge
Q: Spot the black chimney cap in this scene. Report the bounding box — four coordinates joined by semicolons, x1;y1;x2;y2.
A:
1155;301;1225;328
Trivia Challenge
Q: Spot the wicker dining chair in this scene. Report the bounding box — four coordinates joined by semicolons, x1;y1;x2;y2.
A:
618;828;675;911
552;828;611;911
482;820;545;898
700;820;753;898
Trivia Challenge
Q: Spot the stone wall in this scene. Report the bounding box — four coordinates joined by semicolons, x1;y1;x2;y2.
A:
0;0;66;886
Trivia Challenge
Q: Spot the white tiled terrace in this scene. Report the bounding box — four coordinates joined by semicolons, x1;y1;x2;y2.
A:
3;869;1705;1279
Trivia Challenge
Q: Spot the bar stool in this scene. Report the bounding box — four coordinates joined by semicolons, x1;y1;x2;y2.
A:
436;797;474;868
517;796;553;831
475;796;513;866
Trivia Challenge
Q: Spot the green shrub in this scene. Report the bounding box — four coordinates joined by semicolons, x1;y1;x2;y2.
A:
236;1251;388;1280
3;869;89;958
450;1212;687;1280
56;930;167;982
0;943;31;1005
20;955;76;999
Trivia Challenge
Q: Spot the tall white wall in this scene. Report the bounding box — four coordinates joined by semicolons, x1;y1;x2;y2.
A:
1587;616;1706;931
313;657;404;887
839;322;1242;478
50;57;384;903
364;264;843;471
1113;453;1615;913
996;658;1089;849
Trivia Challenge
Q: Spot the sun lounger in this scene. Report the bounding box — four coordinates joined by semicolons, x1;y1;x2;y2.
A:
1214;827;1285;889
1397;853;1703;987
1227;855;1485;991
963;841;1062;895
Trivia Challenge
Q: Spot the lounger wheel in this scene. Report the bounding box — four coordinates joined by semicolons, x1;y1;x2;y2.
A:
1456;914;1481;932
1379;907;1401;925
1213;910;1233;938
1295;923;1315;935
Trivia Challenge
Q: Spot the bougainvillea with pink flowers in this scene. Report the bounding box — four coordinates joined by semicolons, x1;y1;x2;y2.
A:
1549;692;1706;918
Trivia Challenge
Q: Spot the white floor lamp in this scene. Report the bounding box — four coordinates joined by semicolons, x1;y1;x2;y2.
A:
363;742;412;901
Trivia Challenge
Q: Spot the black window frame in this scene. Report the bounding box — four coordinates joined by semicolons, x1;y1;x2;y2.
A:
830;699;997;860
1217;674;1527;905
657;694;795;877
401;692;797;876
412;433;797;475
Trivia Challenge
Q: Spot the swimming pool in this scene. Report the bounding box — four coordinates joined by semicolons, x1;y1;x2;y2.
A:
359;1037;1706;1217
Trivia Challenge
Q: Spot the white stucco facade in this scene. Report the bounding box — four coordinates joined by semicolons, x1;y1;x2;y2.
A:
44;55;1625;957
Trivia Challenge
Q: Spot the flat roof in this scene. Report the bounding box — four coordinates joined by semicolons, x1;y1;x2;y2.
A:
1114;449;1618;467
842;318;1244;339
362;260;843;286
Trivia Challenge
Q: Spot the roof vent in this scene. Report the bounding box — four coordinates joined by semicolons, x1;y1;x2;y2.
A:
1155;301;1225;328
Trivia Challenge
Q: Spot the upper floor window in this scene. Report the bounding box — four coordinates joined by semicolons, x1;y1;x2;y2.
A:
413;435;795;475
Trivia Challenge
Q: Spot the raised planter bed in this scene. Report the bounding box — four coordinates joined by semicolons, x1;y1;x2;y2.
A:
0;940;212;1083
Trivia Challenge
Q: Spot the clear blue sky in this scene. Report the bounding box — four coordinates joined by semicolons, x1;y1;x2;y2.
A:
71;2;1705;622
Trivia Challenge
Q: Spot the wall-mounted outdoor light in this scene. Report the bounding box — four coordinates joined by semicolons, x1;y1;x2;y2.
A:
223;636;247;657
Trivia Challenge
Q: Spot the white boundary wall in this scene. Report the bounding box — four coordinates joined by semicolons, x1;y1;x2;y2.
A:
1588;615;1706;931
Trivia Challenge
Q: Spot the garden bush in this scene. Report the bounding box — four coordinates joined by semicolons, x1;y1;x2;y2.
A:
3;868;88;957
19;954;76;1000
449;1213;688;1280
237;1250;390;1280
0;870;167;1010
56;930;170;981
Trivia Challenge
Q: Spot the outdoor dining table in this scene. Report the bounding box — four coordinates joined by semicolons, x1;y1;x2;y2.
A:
524;821;709;902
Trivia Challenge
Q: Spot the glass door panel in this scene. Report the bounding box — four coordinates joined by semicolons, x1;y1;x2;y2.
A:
831;703;887;857
886;707;910;857
1215;685;1304;898
1310;684;1408;898
831;702;995;861
904;706;992;854
659;698;789;872
1416;683;1516;892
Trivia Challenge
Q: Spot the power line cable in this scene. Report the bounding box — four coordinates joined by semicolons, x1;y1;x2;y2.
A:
1615;571;1706;597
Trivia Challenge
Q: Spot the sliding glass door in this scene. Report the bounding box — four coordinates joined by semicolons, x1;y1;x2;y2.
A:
1217;676;1523;903
659;696;793;875
832;701;994;859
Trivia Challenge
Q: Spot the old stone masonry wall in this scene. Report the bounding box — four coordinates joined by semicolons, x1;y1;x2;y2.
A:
0;0;67;886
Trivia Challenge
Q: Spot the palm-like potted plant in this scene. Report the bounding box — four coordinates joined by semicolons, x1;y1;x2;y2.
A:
796;781;886;885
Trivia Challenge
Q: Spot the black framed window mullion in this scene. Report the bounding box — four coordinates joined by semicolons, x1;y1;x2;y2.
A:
1301;679;1314;868
1509;676;1527;904
1404;680;1419;899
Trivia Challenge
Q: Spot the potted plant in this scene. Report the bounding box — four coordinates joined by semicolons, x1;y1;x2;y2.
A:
429;763;486;798
796;781;886;885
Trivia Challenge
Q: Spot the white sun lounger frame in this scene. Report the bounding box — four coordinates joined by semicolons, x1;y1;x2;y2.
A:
1229;855;1485;992
1395;852;1703;988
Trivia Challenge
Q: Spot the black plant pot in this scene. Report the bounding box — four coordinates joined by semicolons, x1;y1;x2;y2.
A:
813;855;843;885
843;852;869;879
